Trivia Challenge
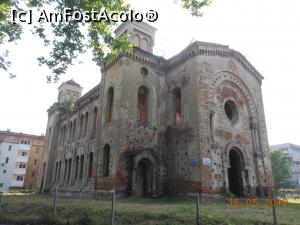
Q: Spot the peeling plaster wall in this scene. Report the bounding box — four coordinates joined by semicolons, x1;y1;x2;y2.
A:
41;42;273;197
196;55;273;196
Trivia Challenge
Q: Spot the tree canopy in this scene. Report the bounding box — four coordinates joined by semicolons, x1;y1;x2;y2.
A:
270;148;292;191
0;0;212;82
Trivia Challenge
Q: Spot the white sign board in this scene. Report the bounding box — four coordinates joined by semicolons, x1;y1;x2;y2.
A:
202;157;212;166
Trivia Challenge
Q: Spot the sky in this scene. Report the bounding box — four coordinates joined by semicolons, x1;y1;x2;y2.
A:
0;0;299;146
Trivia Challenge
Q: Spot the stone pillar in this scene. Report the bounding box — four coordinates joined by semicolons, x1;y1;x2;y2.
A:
250;117;263;196
223;159;230;193
131;168;137;194
208;102;217;143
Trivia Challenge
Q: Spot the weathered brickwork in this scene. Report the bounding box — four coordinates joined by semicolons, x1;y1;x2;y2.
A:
39;22;273;198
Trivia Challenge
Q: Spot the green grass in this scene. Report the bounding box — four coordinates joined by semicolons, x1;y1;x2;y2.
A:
0;194;299;225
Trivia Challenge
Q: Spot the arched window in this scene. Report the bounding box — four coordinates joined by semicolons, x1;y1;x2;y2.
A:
83;112;89;136
68;158;72;181
137;86;149;123
88;152;93;178
47;127;51;148
210;112;214;142
62;125;66;145
68;122;72;143
63;159;68;180
54;161;58;182
58;161;62;181
72;120;76;141
141;38;149;51
65;125;67;143
106;87;114;123
103;144;110;177
133;34;140;48
59;128;63;146
74;156;79;179
92;107;98;130
173;87;182;124
79;115;84;138
79;155;84;179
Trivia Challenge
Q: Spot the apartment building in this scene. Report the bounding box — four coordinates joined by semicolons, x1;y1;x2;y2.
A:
271;143;300;187
0;130;44;192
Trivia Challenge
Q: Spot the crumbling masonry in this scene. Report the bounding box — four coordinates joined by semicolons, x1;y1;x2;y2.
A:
38;22;273;198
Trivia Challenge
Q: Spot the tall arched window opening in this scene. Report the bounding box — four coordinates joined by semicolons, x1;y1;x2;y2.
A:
67;158;72;181
83;112;89;137
92;107;98;130
103;144;110;177
173;87;182;124
88;152;93;178
74;156;79;179
79;115;84;138
79;155;84;179
106;87;114;123
72;120;76;141
137;86;149;123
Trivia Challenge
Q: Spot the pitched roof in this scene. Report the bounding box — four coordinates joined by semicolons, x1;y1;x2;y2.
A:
65;79;81;87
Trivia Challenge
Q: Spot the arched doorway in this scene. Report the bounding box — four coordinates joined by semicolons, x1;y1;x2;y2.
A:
228;149;244;197
136;159;153;197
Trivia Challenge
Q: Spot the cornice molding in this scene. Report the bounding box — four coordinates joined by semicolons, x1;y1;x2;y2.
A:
102;47;166;73
101;42;264;84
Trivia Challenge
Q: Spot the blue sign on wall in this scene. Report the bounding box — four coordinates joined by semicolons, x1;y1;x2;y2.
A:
189;157;198;167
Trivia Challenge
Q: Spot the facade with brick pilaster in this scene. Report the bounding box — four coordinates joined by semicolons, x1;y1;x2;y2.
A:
39;22;273;197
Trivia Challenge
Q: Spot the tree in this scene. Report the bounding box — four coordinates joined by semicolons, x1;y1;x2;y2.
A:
0;0;22;78
270;148;292;191
0;0;212;82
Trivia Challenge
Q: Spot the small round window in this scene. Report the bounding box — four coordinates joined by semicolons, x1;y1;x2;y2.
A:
224;100;239;124
140;67;149;77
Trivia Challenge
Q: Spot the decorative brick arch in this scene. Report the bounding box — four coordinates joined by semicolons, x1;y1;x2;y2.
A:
222;140;253;196
132;150;157;196
208;71;258;120
223;141;252;170
134;150;156;169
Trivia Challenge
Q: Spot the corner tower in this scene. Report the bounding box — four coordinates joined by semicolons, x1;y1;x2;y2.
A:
57;79;83;104
114;21;157;53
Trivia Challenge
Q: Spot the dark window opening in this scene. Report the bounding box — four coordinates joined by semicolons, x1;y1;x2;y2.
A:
83;112;89;137
106;87;114;123
63;159;68;180
74;156;79;179
72;120;76;141
68;122;72;143
58;161;62;181
68;158;72;181
140;67;149;77
79;115;84;138
79;155;84;179
103;144;110;177
54;162;58;182
92;107;98;130
138;86;149;123
173;87;182;124
88;152;93;178
224;100;239;123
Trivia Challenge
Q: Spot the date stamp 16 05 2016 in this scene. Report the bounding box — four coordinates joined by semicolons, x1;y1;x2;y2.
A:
229;196;288;208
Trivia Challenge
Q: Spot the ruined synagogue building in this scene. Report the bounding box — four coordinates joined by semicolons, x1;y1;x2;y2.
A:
39;22;273;197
